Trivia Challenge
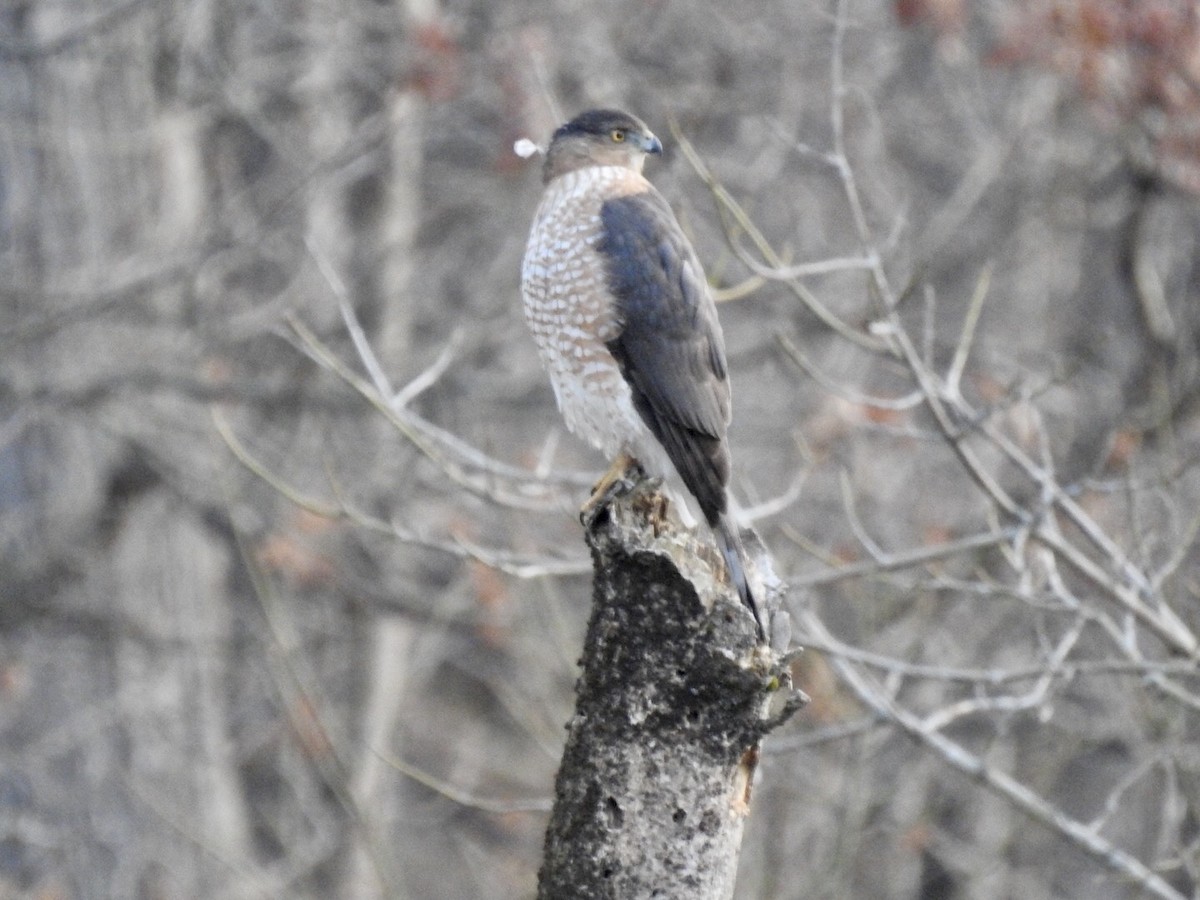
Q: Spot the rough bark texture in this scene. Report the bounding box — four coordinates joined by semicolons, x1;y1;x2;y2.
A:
537;481;800;900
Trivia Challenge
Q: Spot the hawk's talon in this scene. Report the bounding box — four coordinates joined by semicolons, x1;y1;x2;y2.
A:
580;453;643;529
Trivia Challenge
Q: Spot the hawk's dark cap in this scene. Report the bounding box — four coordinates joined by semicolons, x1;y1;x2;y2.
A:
551;109;662;154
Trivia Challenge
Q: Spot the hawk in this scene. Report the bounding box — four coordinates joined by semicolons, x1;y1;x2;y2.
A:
520;108;760;629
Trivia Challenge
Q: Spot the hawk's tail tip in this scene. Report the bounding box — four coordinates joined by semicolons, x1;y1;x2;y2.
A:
715;517;766;639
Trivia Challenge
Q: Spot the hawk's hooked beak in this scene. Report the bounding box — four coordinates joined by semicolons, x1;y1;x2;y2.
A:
637;132;663;155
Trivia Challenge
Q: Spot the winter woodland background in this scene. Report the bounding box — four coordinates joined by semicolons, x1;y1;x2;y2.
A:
3;0;1200;897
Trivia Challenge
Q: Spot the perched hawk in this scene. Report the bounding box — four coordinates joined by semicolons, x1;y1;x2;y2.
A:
521;108;760;628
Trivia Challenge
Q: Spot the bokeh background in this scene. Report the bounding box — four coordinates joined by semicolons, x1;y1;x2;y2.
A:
3;0;1200;897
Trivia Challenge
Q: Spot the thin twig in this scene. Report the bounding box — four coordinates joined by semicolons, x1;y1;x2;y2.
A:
787;523;1015;587
739;469;808;523
794;632;1200;686
224;483;400;898
213;406;589;579
376;749;552;815
778;333;924;412
838;468;886;560
945;262;992;396
738;252;880;281
829;0;894;312
798;609;1186;900
670;121;884;352
284;314;589;510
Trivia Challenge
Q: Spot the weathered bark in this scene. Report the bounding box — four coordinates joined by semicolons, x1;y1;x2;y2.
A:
537;480;802;900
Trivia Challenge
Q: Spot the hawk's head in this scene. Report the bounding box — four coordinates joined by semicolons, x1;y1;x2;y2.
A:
543;109;662;183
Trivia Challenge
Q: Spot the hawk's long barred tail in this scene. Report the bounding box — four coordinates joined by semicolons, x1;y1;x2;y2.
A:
715;514;762;636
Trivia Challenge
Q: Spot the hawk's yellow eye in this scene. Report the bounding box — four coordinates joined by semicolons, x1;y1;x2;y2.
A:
611;129;626;143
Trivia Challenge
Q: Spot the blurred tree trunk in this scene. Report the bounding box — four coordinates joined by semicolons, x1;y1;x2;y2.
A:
537;485;800;900
318;1;437;897
112;493;254;897
1;2;252;892
302;0;444;894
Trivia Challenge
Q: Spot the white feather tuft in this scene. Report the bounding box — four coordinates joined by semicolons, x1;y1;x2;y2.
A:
513;138;543;159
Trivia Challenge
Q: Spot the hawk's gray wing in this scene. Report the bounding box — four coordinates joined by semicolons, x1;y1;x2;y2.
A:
597;188;733;525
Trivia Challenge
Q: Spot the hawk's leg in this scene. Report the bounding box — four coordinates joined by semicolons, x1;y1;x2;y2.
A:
580;452;653;529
